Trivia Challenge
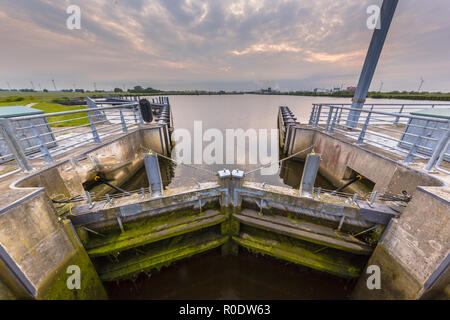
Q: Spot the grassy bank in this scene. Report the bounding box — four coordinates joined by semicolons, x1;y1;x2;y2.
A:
0;94;90;127
33;102;89;127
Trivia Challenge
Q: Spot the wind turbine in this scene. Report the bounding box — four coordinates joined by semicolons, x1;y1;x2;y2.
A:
379;81;384;92
6;82;12;91
51;79;57;91
30;81;35;90
418;77;424;92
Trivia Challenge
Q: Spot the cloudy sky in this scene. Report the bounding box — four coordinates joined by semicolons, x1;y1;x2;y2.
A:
0;0;449;92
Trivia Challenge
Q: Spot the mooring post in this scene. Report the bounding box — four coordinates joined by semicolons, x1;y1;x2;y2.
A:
218;169;231;207
231;170;245;207
143;152;163;197
299;153;321;198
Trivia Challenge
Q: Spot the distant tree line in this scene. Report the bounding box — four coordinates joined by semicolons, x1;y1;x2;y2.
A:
116;86;162;94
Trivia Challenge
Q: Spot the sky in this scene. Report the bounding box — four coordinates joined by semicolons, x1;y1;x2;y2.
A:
0;0;449;92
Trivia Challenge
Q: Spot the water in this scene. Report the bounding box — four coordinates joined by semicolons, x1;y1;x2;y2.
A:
132;94;359;190
136;94;433;189
109;95;434;299
105;249;355;300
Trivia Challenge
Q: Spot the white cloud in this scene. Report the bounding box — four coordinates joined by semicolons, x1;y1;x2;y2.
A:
0;0;448;91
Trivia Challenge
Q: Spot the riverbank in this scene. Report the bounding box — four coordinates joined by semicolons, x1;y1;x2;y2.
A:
253;91;450;101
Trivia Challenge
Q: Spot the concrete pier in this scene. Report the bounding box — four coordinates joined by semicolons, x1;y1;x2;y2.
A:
279;106;450;299
0;100;447;300
0;98;174;299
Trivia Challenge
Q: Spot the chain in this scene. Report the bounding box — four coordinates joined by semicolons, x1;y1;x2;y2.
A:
140;146;218;176
244;145;314;175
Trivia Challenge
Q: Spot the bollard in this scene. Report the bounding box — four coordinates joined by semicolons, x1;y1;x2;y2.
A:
299;153;321;198
218;169;231;207
143;152;163;197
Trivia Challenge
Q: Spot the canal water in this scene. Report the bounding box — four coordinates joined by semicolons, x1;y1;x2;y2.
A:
105;249;355;300
107;95;425;299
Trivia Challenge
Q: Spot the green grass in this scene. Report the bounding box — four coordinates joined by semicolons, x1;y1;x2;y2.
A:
0;97;89;127
33;102;89;127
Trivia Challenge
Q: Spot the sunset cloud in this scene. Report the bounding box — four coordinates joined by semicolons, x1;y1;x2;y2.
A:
0;0;448;91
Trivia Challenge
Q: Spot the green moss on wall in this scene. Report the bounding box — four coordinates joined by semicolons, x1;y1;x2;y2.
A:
38;248;107;300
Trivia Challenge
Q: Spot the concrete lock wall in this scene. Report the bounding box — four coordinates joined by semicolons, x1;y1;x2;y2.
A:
289;127;444;195
0;189;106;299
285;126;449;299
14;126;168;200
353;187;449;299
0;125;170;299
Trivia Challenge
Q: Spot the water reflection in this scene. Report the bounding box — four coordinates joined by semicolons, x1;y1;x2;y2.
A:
105;249;354;300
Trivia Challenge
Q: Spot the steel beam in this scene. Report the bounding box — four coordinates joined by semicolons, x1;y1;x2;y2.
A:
347;0;399;128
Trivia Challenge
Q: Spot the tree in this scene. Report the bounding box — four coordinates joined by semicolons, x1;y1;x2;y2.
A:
114;87;123;93
127;85;162;93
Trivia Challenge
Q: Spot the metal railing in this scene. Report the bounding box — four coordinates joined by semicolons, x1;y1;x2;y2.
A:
308;103;450;172
0;97;170;178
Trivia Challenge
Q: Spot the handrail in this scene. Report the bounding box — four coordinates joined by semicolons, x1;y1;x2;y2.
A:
0;96;172;177
10;103;138;121
306;103;450;171
312;104;449;123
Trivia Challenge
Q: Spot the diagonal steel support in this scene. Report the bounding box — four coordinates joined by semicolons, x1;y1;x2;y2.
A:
347;0;399;128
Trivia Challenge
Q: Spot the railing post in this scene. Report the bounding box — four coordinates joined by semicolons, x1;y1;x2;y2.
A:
315;104;322;128
425;122;450;171
29;120;53;164
119;110;128;133
394;104;404;125
308;105;316;125
0;118;32;172
132;106;138;123
337;107;343;124
330;107;338;134
87;111;101;144
136;103;144;126
405;120;430;163
357;112;372;144
325;106;334;132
